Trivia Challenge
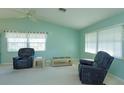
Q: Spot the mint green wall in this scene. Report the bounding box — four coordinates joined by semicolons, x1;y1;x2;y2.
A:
80;12;124;79
0;33;1;63
0;18;80;63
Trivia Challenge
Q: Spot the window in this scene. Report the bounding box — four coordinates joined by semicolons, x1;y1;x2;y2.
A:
5;32;47;52
85;32;97;53
7;38;27;51
6;32;27;52
85;26;123;58
28;33;46;51
98;26;122;58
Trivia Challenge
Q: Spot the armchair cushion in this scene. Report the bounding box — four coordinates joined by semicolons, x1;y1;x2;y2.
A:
18;48;34;58
94;51;114;70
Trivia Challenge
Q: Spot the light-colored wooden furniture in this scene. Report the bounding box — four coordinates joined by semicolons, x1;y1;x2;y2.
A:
51;57;72;67
33;57;45;68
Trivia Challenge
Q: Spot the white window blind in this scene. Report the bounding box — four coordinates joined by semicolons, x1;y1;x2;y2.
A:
5;32;47;52
84;26;123;58
98;26;122;58
85;32;97;53
28;33;47;51
6;32;27;51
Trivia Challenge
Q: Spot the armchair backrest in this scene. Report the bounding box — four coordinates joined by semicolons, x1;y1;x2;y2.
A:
94;51;114;70
18;48;35;58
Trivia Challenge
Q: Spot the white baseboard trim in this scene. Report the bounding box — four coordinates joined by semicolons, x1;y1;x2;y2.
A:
104;73;124;85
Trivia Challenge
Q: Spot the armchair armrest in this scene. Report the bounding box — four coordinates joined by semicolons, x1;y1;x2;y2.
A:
13;57;22;67
82;65;107;74
13;57;22;61
80;59;94;66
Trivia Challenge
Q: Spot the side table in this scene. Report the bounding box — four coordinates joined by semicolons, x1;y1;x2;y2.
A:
33;57;45;68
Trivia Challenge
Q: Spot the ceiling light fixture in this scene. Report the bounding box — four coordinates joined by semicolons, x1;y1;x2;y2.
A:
59;8;66;12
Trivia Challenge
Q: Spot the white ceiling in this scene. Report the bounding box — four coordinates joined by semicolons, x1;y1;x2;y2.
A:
0;8;124;30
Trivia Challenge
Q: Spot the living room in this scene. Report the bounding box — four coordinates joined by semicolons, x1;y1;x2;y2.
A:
0;8;124;85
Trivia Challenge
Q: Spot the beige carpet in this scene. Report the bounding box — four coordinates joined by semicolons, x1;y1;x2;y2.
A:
0;64;123;85
0;64;81;85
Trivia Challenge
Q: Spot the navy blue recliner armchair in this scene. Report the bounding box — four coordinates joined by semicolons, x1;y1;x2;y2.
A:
13;48;35;69
78;51;114;84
